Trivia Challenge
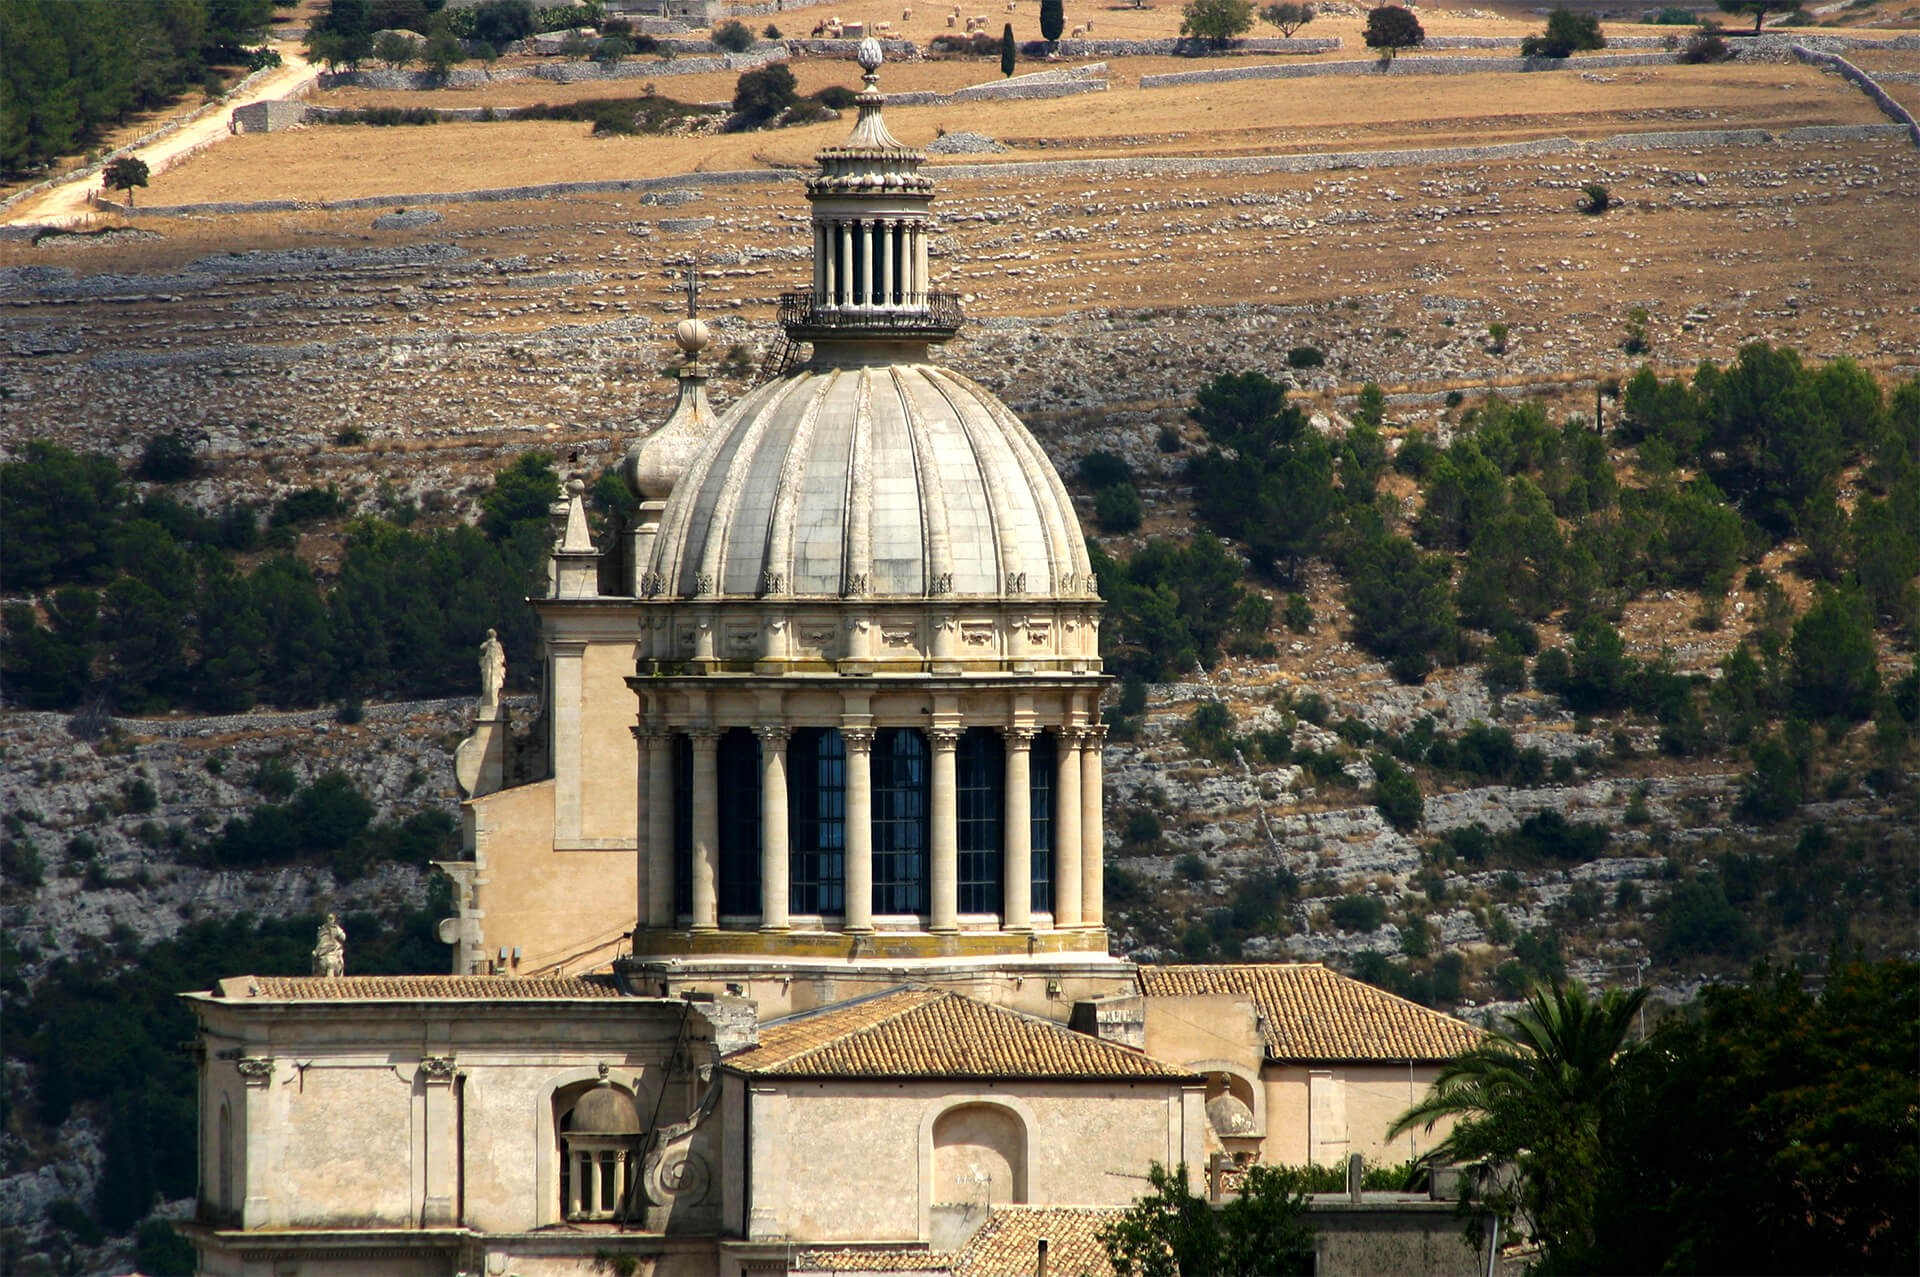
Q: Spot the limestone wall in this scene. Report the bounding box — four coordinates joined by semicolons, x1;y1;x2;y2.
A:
1142;50;1682;88
1262;1062;1454;1168
1793;44;1920;146
190;999;706;1238
741;1079;1203;1243
466;780;639;976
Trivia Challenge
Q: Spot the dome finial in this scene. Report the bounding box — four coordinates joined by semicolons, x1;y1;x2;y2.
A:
674;260;710;360
857;36;884;84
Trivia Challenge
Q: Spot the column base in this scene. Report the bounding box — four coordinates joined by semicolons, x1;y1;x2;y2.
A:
759;923;791;933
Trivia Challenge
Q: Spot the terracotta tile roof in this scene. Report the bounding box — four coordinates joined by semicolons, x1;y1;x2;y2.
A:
727;988;1197;1080
791;1207;1124;1277
955;1206;1123;1277
229;975;622;1000
1138;964;1482;1062
791;1249;951;1274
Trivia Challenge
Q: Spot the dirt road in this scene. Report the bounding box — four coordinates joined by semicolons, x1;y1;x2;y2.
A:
3;44;318;228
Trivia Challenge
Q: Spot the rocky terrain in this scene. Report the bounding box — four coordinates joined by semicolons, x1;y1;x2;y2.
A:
3;35;1918;1270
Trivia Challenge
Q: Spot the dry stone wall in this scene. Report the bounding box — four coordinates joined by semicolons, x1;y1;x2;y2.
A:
1142;50;1683;87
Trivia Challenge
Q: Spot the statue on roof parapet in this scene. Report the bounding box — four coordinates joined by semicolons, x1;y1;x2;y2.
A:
312;912;346;977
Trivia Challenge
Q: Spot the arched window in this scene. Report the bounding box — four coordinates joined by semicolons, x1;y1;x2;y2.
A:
556;1080;643;1223
1030;731;1056;914
672;733;692;918
790;727;846;916
872;728;929;915
717;728;762;918
956;728;1004;915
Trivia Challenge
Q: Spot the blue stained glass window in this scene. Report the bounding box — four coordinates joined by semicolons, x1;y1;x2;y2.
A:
872;728;929;915
957;727;1004;915
1030;731;1056;915
789;728;846;915
717;728;762;917
672;734;692;918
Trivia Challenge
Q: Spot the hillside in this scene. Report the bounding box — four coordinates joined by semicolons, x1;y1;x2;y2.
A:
3;8;1918;1272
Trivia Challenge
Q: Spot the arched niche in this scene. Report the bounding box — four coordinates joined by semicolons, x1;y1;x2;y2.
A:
920;1097;1031;1245
1192;1059;1267;1136
536;1067;652;1227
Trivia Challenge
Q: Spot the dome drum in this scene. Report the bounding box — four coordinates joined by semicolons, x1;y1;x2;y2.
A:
635;600;1102;678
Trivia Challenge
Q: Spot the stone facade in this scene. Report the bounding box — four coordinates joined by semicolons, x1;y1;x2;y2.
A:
184;48;1489;1277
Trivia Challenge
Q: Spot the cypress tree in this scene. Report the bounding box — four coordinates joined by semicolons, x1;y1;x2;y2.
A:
1040;0;1065;44
1001;22;1017;75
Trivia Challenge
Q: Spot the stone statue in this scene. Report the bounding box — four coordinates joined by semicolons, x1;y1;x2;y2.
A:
479;628;506;712
312;912;345;977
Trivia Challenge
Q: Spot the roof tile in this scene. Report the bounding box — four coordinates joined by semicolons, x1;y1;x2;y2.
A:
729;989;1196;1080
232;975;622;1000
955;1206;1123;1277
1138;964;1482;1062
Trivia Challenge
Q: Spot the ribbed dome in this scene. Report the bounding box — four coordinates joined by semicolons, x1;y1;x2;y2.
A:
570;1083;641;1135
646;362;1092;601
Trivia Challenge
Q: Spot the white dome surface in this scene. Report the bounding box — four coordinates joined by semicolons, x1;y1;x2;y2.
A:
648;362;1091;601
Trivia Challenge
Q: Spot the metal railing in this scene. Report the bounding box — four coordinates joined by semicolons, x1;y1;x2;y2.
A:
778;291;962;331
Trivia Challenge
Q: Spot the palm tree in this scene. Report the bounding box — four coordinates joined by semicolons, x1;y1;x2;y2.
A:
1389;980;1647;1265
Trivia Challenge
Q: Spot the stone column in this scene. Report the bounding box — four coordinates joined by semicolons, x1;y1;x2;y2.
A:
914;221;930;307
690;729;720;931
929;728;960;932
878;220;894;309
1003;728;1033;932
1081;724;1105;926
813;222;827;300
646;728;675;928
757;726;790;931
1053;729;1083;928
843;728;874;931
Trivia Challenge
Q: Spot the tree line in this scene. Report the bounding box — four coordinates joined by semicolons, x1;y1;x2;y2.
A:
0;0;278;176
1;444;560;715
1093;344;1916;693
0;893;452;1274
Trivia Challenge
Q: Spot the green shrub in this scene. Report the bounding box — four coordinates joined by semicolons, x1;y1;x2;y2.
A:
1328;893;1387;933
1286;344;1325;369
1095;483;1145;532
1078;450;1135;489
712;19;755;51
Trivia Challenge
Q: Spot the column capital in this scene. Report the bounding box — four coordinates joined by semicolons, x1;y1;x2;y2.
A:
1082;724;1109;745
688;727;721;746
842;726;875;751
929;727;962;750
754;725;790;747
1007;726;1039;748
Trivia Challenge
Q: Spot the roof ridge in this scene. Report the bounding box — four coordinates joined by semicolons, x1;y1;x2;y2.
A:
753;987;946;1070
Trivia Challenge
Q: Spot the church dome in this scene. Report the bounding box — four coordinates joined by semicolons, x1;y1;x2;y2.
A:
1207;1093;1258;1138
570;1082;642;1135
645;360;1091;601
